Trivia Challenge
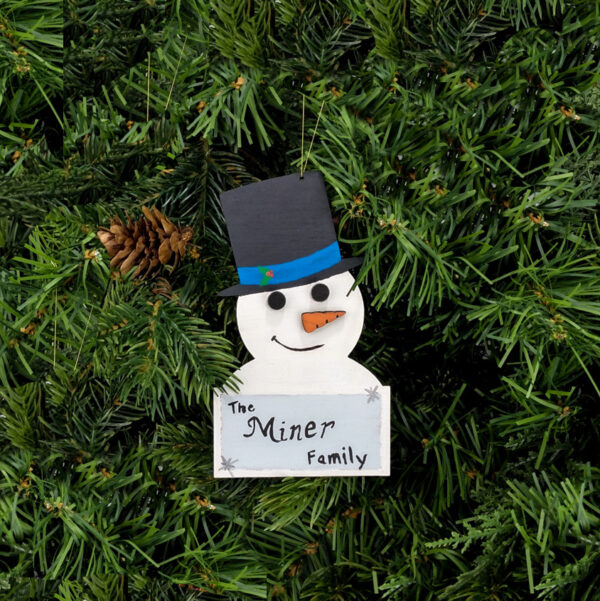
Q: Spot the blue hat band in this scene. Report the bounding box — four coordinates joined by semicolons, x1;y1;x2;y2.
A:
237;241;341;287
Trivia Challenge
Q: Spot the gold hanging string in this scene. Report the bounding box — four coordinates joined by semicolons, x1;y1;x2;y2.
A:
165;35;188;112
302;99;325;175
146;52;151;122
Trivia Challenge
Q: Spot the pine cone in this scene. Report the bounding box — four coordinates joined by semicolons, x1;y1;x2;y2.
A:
97;206;194;279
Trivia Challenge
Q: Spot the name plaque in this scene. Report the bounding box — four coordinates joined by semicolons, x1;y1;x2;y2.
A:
214;388;390;477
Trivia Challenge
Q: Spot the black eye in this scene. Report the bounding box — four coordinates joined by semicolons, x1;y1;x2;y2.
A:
268;291;286;310
311;283;329;302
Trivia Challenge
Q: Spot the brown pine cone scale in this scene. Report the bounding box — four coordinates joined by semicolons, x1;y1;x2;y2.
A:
97;206;193;279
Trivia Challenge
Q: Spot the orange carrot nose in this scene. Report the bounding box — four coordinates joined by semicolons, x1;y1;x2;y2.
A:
302;311;346;333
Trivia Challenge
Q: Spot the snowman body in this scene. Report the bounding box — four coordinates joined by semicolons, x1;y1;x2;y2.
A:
224;271;380;395
231;355;378;394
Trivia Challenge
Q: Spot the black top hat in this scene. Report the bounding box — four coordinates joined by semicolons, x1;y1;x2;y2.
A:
218;171;362;296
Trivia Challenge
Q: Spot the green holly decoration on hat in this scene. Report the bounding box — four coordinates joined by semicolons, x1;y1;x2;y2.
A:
258;266;274;286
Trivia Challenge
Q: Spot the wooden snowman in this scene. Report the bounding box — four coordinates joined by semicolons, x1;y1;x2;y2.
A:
214;172;390;477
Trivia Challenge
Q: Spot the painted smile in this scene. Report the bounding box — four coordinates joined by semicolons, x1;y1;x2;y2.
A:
271;335;324;352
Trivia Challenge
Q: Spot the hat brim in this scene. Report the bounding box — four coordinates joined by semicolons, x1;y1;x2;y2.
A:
217;257;363;297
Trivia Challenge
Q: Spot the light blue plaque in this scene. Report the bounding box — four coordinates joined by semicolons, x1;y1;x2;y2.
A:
214;388;390;477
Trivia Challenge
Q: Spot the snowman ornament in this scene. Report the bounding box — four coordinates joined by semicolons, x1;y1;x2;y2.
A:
214;172;390;477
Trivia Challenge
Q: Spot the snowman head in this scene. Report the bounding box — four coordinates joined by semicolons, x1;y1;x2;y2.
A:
218;172;366;362
236;271;364;362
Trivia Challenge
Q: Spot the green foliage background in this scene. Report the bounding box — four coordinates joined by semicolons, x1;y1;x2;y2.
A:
1;0;600;599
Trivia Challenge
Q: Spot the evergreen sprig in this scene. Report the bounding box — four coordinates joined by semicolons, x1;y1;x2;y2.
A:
1;0;599;599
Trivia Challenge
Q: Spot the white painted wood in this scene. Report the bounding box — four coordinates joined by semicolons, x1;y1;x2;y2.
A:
213;271;390;477
214;390;390;477
221;272;381;393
